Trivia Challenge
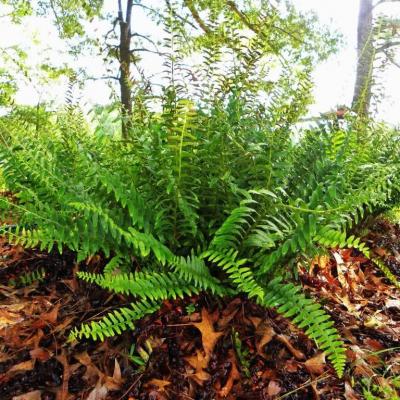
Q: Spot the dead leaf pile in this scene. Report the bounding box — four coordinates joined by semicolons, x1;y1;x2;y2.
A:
0;217;398;399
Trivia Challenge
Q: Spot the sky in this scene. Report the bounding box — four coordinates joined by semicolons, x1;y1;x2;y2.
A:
1;0;400;124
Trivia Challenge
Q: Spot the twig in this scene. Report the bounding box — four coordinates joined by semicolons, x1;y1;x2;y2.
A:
277;372;331;399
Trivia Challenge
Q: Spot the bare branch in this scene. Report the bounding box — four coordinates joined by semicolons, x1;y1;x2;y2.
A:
131;33;160;51
130;48;166;56
86;75;120;81
376;40;400;52
374;0;400;9
384;49;400;67
165;0;198;30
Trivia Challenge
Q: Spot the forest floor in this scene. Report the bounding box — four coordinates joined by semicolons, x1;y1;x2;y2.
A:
0;219;399;400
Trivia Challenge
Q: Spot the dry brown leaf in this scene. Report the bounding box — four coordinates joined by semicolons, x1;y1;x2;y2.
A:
304;352;326;375
192;308;223;358
0;303;26;328
86;383;108;400
363;338;384;351
284;359;300;373
9;360;34;374
217;298;241;329
248;316;262;328
333;252;349;290
12;391;42;400
373;247;388;257
185;350;211;385
218;350;240;397
276;335;306;360
364;314;385;328
56;350;71;400
344;381;361;399
61;278;79;293
267;380;282;397
256;323;276;356
112;358;122;383
41;303;60;324
145;379;171;391
75;351;102;384
29;348;52;362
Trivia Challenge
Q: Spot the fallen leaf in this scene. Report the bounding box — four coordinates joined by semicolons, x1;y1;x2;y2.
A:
217;298;241;329
41;303;60;324
267;380;282;396
0;303;26;328
363;338;384;351
30;348;52;362
86;383;108;400
112;358;122;383
185;350;211;385
12;391;42;400
344;381;361;399
56;350;70;400
373;247;388;257
145;379;171;391
333;251;349;290
284;359;300;373
9;360;34;374
192;308;223;359
256;323;276;356
364;314;385;328
304;352;326;375
276;335;306;360
218;350;240;397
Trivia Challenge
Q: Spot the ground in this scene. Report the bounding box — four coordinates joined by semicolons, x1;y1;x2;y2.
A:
0;219;399;400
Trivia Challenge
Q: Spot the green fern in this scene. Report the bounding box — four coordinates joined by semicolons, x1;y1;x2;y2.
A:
262;278;347;377
69;300;160;341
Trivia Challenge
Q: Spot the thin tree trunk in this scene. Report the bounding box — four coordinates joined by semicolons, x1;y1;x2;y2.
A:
119;0;133;139
352;0;375;117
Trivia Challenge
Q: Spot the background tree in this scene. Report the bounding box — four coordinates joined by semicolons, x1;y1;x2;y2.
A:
353;0;400;116
0;0;337;137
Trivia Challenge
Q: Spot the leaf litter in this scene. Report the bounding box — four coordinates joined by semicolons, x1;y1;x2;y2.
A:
0;218;398;399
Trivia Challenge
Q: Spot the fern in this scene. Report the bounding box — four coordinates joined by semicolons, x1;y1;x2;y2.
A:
262;278;347;377
69;300;160;341
1;3;400;382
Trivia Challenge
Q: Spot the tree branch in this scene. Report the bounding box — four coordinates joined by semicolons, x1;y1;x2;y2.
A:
129;48;166;56
226;1;302;44
131;33;160;51
376;40;400;52
384;49;400;68
183;0;212;34
373;0;400;9
86;75;120;81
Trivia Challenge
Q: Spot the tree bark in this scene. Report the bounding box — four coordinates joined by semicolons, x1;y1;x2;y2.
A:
352;0;375;117
119;0;133;139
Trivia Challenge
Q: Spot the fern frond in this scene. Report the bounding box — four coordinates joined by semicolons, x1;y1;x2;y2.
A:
172;254;227;295
77;270;200;301
262;278;346;377
203;249;265;300
69;300;160;341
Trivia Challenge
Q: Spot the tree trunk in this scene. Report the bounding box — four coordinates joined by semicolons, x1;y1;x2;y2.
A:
119;0;133;139
352;0;375;117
